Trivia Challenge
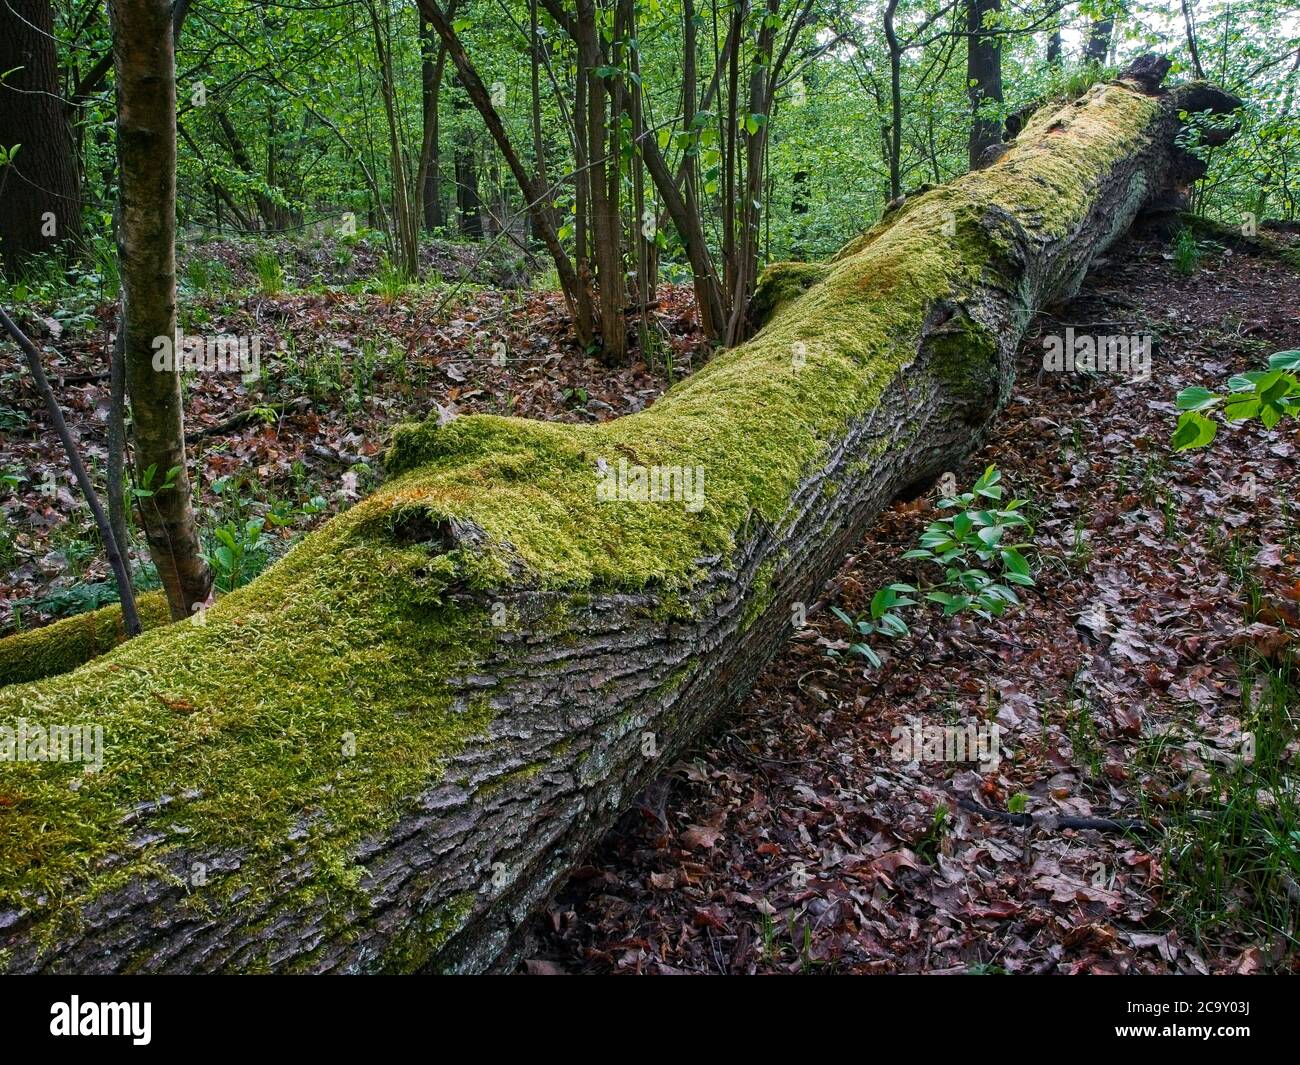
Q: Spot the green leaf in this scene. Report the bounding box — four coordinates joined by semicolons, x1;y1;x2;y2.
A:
1268;350;1300;371
1223;397;1262;422
851;643;882;669
1175;386;1221;410
877;613;909;637
1000;547;1033;583
1172;410;1217;450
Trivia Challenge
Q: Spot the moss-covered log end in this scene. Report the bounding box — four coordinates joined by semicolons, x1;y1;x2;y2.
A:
0;591;173;688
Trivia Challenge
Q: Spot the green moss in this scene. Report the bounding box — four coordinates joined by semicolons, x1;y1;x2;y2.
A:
0;520;499;946
378;891;475;974
750;261;831;328
0;591;174;689
476;760;544;798
647;591;696;623
740;561;776;633
927;311;1003;406
0;80;1167;964
652;659;699;700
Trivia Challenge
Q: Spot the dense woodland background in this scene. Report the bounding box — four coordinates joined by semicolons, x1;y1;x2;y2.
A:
3;1;1299;339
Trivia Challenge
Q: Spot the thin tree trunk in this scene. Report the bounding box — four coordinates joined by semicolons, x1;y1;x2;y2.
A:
420;0;591;344
1085;18;1114;66
368;0;419;278
576;0;626;362
110;0;212;619
1180;0;1205;80
0;307;139;635
884;0;904;199
967;0;1004;168
418;6;455;231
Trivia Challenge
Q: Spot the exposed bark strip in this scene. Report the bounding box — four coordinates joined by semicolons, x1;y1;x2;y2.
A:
0;64;1238;974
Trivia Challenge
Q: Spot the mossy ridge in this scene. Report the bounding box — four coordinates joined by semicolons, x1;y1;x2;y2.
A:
0;517;499;942
376;891;476;974
0;80;1166;964
0;591;173;689
750;260;832;328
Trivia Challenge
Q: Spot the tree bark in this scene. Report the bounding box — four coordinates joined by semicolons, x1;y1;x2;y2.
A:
1085;18;1114;66
966;0;1004;169
0;63;1238;974
0;0;83;270
418;12;453;232
111;0;212;619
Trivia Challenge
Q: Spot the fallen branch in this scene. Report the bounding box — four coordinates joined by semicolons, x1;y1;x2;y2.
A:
0;61;1238;974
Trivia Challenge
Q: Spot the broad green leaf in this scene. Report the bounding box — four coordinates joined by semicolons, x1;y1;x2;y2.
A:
1172;410;1217;450
1175;386;1222;410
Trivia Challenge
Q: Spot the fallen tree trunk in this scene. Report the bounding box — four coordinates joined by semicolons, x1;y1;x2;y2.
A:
0;61;1237;974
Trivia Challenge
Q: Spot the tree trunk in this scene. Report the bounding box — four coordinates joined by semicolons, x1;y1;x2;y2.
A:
0;0;83;271
0;62;1238;974
883;0;904;200
966;0;1004;169
110;0;212;619
576;0;626;362
420;0;590;345
418;16;450;231
1085;18;1114;66
452;82;483;239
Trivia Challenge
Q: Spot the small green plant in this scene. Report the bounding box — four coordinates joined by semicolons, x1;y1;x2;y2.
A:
1065;698;1104;780
376;255;407;301
1153;659;1300;955
131;463;179;502
183;257;212;293
1173;349;1300;450
0;511;15;571
828;466;1036;668
204;516;275;592
1172;227;1201;275
0;464;25;492
915;803;950;862
251;250;285;295
0;405;29;432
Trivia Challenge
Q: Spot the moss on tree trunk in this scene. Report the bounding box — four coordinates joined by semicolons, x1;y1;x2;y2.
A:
0;63;1237;974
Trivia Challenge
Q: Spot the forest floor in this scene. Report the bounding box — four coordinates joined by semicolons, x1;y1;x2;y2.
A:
1;224;1297;973
0;232;701;627
523;224;1300;975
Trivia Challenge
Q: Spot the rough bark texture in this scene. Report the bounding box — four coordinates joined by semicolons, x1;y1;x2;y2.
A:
966;0;1004;169
112;0;212;619
0;65;1237;974
0;0;84;270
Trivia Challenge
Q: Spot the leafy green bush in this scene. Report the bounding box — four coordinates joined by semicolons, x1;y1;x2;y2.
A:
829;465;1036;668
